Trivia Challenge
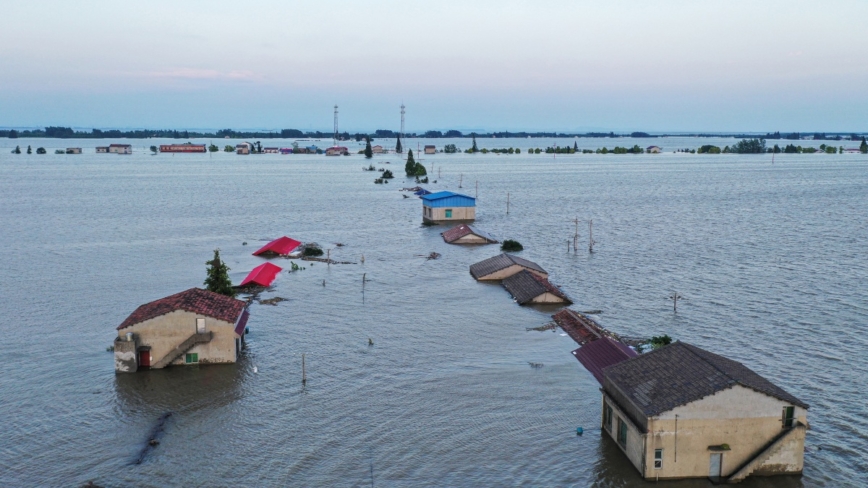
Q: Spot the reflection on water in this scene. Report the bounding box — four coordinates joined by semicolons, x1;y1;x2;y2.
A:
0;138;865;486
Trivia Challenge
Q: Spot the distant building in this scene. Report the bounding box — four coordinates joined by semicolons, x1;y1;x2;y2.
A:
263;147;279;154
66;148;82;154
114;288;249;373
238;262;282;288
441;224;498;245
424;145;436;154
646;145;662;153
279;148;293;154
109;144;132;154
501;269;571;305
252;236;302;257
469;253;547;281
325;146;348;156
371;145;384;154
601;342;808;483
843;148;862;154
96;146;109;153
236;143;251;155
160;143;206;153
421;191;475;223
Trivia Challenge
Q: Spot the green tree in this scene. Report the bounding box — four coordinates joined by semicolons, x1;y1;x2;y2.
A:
574;141;578;151
208;144;219;152
27;145;32;154
405;149;416;176
204;249;234;297
36;147;46;154
515;147;521;154
364;137;373;158
8;129;18;139
224;145;234;152
471;134;479;152
444;144;458;153
12;145;21;154
860;137;868;154
150;145;158;154
396;135;403;153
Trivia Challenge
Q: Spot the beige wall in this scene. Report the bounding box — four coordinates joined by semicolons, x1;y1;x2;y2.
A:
423;206;475;223
603;392;647;474
528;292;568;304
117;310;239;367
454;234;488;244
477;264;548;281
605;385;807;480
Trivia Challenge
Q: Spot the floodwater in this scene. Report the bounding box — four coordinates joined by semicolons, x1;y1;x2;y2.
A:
0;137;866;487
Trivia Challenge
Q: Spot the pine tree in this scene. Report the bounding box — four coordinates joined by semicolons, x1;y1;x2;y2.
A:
27;145;32;154
574;141;578;151
364;137;373;158
204;249;235;297
396;135;403;153
405;149;416;176
861;137;868;154
471;134;478;153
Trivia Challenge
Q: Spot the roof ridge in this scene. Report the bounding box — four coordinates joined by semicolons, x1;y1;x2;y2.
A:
680;342;739;385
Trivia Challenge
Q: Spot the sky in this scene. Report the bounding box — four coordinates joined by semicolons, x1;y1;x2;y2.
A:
1;0;867;133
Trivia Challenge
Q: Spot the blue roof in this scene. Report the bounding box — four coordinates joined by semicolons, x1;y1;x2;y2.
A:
420;191;474;202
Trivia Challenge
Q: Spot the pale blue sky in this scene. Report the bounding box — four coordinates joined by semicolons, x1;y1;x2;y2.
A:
2;0;866;132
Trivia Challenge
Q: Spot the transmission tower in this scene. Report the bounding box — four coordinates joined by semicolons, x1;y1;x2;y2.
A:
333;104;339;147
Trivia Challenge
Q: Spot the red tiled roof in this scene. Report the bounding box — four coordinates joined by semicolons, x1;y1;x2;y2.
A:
117;288;246;330
239;262;282;287
252;236;301;256
552;309;613;345
572;338;637;384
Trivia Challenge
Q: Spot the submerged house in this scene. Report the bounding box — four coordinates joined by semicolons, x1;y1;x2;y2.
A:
372;145;384;154
424;145;436;154
114;288;249;373
263;147;279;154
469;253;547;281
572;337;637;383
421;191;476;223
325;146;348;156
501;269;571;305
96;146;109;153
159;143;206;153
252;236;301;257
238;262;282;288
236;143;251;155
601;342;808;483
66;148;82;154
441;224;498;244
109;144;132;154
646;145;662;153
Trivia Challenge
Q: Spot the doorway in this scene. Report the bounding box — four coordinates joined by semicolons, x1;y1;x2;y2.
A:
709;453;722;481
138;350;150;368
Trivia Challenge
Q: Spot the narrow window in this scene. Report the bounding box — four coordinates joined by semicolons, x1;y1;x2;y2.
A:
617;418;627;448
445;209;453;218
185;353;198;364
604;403;613;432
782;406;794;428
196;318;205;334
654;449;663;469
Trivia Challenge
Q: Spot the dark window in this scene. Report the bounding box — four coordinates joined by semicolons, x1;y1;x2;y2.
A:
782;406;795;428
185;353;198;364
617;418;627;447
445;209;453;218
604;403;613;432
654;449;663;469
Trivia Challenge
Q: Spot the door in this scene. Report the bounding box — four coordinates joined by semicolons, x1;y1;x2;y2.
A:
196;318;205;334
709;453;722;480
138;350;150;368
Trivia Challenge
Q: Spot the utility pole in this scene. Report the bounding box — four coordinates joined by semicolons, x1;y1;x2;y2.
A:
475;180;478;199
302;353;307;385
459;174;463;188
400;103;405;142
668;292;683;312
333;104;339;147
588;219;596;253
507;192;510;214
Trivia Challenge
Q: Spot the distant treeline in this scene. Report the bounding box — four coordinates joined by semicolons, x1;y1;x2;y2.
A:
1;126;865;141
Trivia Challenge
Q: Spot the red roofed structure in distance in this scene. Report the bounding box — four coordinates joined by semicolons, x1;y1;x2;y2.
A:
253;236;301;257
239;262;283;287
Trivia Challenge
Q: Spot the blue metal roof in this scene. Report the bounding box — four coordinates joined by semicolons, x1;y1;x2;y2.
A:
421;191;476;208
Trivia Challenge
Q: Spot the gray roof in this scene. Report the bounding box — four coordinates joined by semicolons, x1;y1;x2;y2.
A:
469;253;547;280
603;342;808;416
501;270;571;305
441;224;498;244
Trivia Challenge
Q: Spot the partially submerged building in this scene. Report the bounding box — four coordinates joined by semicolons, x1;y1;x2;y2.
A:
263;147;279;154
238;262;282;288
109;144;132;154
571;337;637;383
372;145;384;154
252;236;301;257
424;145;436;154
646;145;662;153
553;308;620;345
469;253;547;281
441;224;498;245
325;146;348;156
96;146;109;153
160;143;206;153
236;143;251;155
66;148;82;154
600;342;808;483
501;269;571;305
421;191;476;223
114;288;249;373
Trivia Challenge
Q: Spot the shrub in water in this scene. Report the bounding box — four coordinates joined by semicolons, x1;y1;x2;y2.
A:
501;240;523;252
303;245;324;257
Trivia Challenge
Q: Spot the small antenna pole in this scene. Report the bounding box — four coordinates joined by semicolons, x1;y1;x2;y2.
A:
459;174;463;188
302;353;307;385
475;180;478;199
507;192;510;214
589;219;595;253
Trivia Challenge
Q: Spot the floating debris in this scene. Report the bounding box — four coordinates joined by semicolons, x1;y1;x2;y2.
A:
528;362;544;369
302;256;357;265
334;242;346;247
416;252;441;260
133;412;172;465
526;322;559;332
581;310;603;315
258;296;287;306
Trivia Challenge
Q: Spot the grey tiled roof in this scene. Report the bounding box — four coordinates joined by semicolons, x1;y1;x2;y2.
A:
469;253;547;280
603;342;808;416
441;224;498;244
501;270;571;305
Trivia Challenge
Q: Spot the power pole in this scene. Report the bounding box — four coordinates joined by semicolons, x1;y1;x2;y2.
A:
668;292;683;312
333;104;339;147
459;174;463;188
507;192;510;214
588;219;596;253
570;216;579;253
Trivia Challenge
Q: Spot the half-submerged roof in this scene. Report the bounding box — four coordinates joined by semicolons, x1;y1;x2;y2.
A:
239;262;283;287
501;270;571;305
603;342;808;416
572;338;637;384
253;236;301;256
118;288;246;330
469;253;546;280
553;309;617;345
441;224;498;244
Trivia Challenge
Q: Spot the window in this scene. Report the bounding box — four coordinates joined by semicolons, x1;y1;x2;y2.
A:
617;418;627;448
603;403;613;432
654;449;663;469
185;353;199;364
782;406;795;428
196;318;205;334
445;209;453;218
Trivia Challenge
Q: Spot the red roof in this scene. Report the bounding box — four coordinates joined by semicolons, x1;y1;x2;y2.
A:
234;309;250;336
252;236;301;256
553;309;610;345
239;262;283;287
117;288;246;330
572;338;637;384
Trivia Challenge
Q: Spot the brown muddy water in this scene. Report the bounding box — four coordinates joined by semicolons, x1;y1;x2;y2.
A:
0;138;865;487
